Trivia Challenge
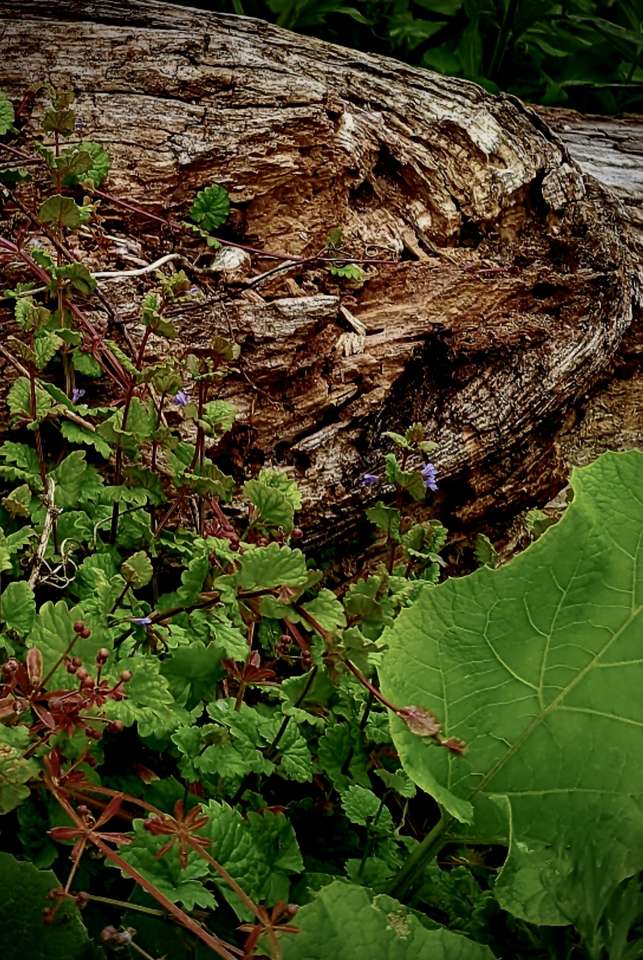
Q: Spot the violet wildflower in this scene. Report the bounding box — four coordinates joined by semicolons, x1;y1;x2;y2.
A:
132;616;152;627
420;462;438;492
71;388;86;403
173;390;190;407
360;472;380;487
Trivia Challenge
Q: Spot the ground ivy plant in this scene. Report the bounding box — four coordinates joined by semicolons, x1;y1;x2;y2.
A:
0;85;641;960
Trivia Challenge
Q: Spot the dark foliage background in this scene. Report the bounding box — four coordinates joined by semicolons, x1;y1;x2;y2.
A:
177;0;643;114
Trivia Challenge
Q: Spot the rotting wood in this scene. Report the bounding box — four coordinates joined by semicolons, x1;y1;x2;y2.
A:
0;0;640;547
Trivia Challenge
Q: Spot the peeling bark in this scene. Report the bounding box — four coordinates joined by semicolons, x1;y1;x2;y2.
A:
0;1;640;545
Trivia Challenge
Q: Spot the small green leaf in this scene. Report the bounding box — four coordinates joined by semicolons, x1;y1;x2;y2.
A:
0;581;36;634
51;450;92;508
189;183;230;233
473;533;497;569
121;551;153;588
62;140;110;187
0;92;15;134
366;501;401;542
34;330;63;370
328;263;365;281
38;195;84;229
0;729;38;815
237;543;309;591
54;262;96;296
59;420;111;458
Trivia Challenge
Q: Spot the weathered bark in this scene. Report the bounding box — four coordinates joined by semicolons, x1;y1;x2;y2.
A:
0;1;640;545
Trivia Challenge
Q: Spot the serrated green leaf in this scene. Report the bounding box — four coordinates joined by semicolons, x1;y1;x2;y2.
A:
366;501;401;542
115;821;215;910
160;641;224;708
279;881;494;959
0;851;92;958
0;581;36;634
121;550;153;588
237;543;309;591
244;479;295;531
7;377;53;423
374;768;417;798
34;330;63;370
2;483;33;518
59;420;112;458
62;140;110;187
189;183;230;233
328;263;365;281
300;589;346;634
381;451;643;925
0;442;41;476
0;728;38;815
71;348;102;377
200;800;303;919
54;262;96;296
51;450;91;508
105;656;178;737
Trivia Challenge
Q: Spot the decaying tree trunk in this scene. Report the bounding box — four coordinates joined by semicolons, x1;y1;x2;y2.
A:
0;0;640;546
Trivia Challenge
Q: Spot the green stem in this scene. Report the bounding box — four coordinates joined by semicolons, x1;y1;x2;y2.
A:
388;813;450;899
80;892;164;917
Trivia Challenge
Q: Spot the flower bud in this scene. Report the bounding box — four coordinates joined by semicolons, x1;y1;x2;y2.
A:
120;669;133;683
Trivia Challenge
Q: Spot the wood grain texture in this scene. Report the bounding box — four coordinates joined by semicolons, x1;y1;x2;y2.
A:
0;1;640;544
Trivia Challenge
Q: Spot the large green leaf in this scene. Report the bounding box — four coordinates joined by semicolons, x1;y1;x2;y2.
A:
0;852;93;959
381;451;643;925
279;880;494;959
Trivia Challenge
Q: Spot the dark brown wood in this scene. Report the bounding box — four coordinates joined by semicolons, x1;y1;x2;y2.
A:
0;1;640;545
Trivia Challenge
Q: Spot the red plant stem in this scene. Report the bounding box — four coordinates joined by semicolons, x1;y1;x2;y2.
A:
91;188;398;267
294;605;400;713
0;234;129;388
46;781;241;960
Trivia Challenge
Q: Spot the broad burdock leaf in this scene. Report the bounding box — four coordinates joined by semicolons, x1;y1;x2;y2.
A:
381;451;643;924
0;852;92;959
279;881;494;959
188;183;230;233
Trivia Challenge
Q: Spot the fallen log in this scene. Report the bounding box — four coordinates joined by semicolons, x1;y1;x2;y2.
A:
0;0;640;546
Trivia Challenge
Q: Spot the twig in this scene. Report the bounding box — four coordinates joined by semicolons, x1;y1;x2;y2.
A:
92;252;184;281
28;477;59;588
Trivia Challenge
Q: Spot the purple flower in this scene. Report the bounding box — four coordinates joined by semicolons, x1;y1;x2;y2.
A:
71;388;86;403
132;616;152;627
420;462;438;492
360;472;380;487
173;390;190;407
